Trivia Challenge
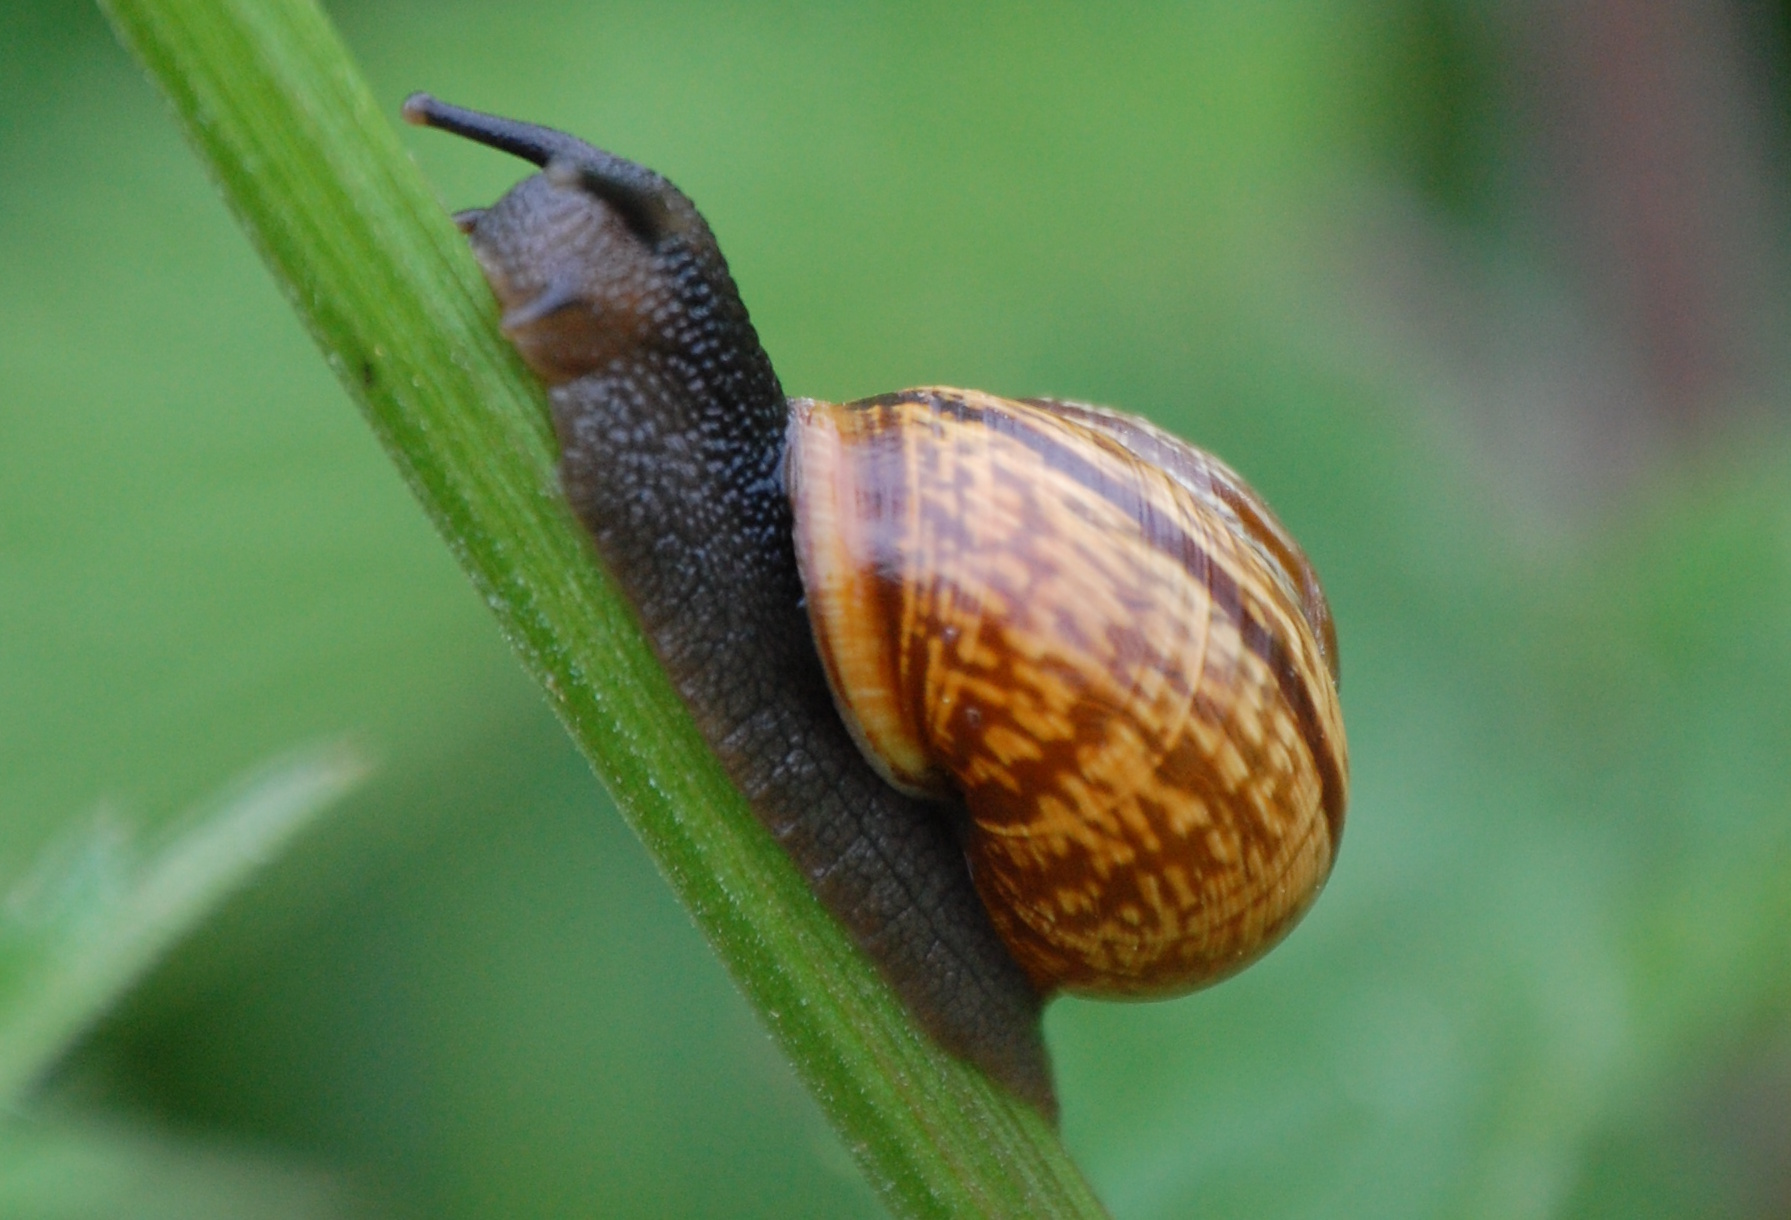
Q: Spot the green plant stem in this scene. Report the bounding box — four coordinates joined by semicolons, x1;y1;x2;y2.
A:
95;0;1109;1215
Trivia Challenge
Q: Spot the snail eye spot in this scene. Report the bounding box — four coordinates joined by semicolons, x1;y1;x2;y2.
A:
500;280;587;331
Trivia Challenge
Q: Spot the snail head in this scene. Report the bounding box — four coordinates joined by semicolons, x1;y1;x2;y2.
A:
402;93;711;386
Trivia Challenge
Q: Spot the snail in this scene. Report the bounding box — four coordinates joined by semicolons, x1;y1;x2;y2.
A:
402;94;1348;1119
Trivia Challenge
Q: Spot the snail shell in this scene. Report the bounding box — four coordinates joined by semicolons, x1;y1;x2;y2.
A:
789;390;1346;994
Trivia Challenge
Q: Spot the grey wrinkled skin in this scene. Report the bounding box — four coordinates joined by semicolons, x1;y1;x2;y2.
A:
406;97;1053;1116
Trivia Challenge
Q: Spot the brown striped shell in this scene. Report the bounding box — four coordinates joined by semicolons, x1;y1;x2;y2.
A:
787;388;1347;997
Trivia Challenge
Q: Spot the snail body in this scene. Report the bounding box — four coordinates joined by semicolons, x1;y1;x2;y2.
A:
403;95;1347;1116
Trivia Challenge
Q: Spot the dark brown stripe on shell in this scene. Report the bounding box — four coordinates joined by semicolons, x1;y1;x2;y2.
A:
1024;396;1341;687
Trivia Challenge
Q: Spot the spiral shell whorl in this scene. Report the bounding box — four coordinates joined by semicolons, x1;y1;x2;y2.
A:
789;389;1347;996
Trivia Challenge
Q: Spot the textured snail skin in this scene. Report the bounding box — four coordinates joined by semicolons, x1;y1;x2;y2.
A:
788;390;1346;994
402;96;1056;1115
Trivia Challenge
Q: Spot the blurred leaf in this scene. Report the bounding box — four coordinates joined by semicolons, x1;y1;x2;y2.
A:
0;747;366;1103
0;1115;354;1220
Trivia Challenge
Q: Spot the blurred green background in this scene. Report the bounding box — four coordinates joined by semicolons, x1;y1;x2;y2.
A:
4;1;1791;1216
